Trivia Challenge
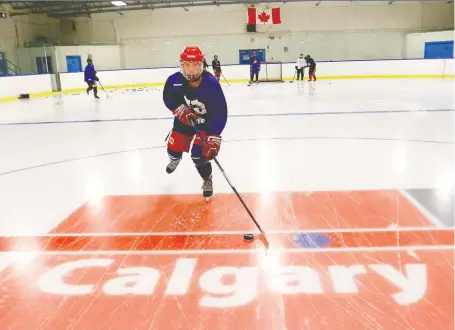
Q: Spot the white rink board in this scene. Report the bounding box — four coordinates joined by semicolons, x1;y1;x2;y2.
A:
57;59;455;91
0;59;453;100
0;74;53;99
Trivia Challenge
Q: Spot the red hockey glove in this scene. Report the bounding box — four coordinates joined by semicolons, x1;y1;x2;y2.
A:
203;135;222;160
173;104;198;126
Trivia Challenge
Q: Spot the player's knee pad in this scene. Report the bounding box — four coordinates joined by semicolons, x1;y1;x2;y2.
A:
167;149;182;161
192;145;212;178
196;162;212;178
167;130;194;153
191;144;206;166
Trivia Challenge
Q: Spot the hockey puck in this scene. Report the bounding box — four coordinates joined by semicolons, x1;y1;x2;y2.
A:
243;234;254;241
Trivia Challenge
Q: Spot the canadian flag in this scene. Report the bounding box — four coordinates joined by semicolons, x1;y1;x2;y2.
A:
248;7;281;25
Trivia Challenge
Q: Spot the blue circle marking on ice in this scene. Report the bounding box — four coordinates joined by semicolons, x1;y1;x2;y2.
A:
292;232;332;248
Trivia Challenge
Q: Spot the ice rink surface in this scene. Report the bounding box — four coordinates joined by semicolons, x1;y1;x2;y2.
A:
0;78;453;329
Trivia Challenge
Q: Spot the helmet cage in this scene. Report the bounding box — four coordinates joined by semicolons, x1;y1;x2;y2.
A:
180;61;203;82
180;46;204;82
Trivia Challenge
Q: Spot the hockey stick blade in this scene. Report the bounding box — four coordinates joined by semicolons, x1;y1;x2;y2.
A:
190;121;270;250
290;70;296;83
98;81;110;99
211;158;270;251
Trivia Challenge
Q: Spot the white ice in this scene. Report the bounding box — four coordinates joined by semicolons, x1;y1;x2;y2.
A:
0;78;453;235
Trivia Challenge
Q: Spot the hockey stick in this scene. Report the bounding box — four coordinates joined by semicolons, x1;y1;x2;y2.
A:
190;121;270;250
221;72;230;86
289;70;296;83
98;81;109;99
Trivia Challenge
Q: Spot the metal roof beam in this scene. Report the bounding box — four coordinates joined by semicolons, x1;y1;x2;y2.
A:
7;0;334;17
26;1;241;17
9;3;155;16
20;3;136;14
10;1;100;10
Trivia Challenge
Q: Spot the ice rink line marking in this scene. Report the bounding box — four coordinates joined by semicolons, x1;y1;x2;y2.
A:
1;136;451;177
0;108;453;126
9;226;452;238
1;245;453;256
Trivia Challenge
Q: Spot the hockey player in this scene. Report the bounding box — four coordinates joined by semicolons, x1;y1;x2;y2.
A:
295;53;305;81
304;55;317;81
163;46;228;198
249;52;260;84
84;58;99;99
212;55;222;81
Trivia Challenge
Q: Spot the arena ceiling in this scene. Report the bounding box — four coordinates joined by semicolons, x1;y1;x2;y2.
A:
0;0;453;19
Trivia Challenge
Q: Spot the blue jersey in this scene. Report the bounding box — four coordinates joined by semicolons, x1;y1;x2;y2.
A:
84;63;96;82
250;56;260;73
163;71;228;135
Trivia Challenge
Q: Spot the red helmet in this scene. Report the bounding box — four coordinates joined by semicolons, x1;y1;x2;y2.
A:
180;46;204;81
180;46;204;63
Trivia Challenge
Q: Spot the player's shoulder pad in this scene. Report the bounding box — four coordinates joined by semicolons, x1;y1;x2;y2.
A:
166;72;186;86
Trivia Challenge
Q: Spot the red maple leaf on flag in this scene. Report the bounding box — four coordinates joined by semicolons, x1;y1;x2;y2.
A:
258;11;270;23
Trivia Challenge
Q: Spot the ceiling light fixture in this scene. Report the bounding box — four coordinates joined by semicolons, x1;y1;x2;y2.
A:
111;1;127;6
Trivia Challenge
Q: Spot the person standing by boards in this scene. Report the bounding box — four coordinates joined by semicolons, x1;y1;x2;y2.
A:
305;55;317;82
295;53;305;81
212;55;222;82
249;52;260;85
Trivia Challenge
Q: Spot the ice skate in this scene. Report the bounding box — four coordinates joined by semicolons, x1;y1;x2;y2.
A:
202;175;213;200
166;158;181;174
94;88;100;99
